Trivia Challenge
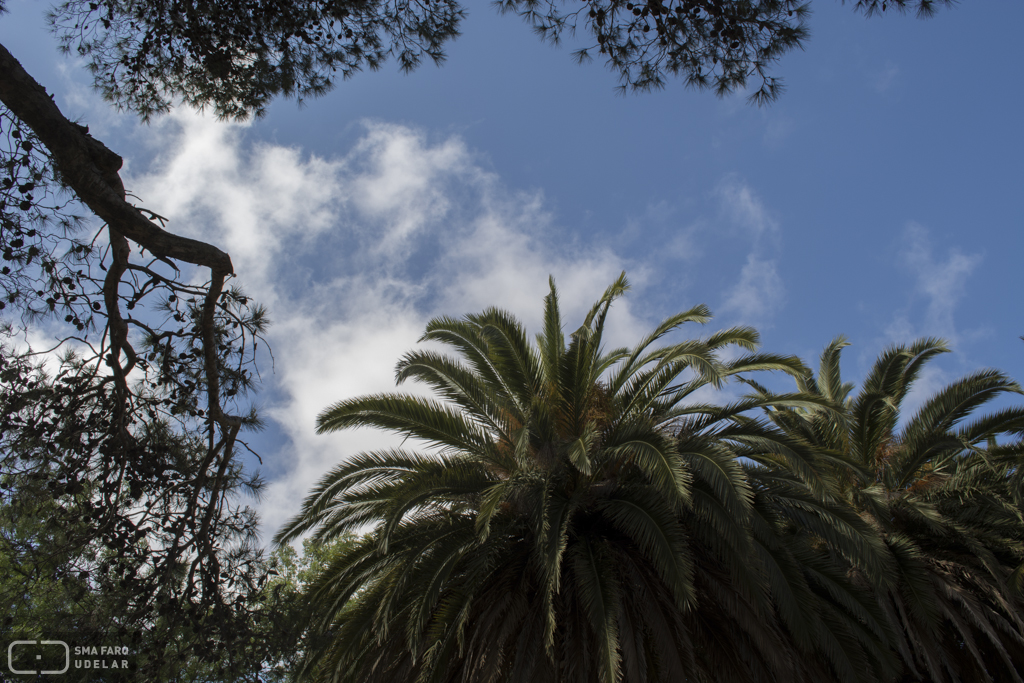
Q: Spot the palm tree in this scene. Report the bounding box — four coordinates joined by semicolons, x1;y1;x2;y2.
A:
754;337;1024;683
275;275;894;683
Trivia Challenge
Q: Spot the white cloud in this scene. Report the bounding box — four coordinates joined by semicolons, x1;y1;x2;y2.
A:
712;177;785;326
898;362;952;424
886;223;982;344
721;255;785;326
346;122;470;256
133;110;346;287
716;175;780;248
128;112;643;540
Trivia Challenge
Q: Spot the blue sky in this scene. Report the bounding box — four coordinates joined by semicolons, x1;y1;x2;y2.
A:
2;0;1022;539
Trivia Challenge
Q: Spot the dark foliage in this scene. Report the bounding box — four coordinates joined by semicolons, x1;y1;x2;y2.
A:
497;0;810;104
50;0;465;120
0;360;279;680
46;0;958;120
0;7;284;677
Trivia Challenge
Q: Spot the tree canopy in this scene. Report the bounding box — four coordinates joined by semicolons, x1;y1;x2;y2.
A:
44;0;958;119
0;5;273;674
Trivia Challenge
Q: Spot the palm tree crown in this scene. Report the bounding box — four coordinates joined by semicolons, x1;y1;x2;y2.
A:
276;276;902;683
755;337;1024;683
